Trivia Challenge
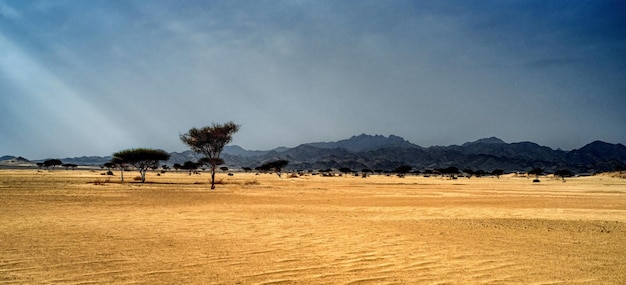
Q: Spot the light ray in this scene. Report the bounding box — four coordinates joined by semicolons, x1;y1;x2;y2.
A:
0;33;135;158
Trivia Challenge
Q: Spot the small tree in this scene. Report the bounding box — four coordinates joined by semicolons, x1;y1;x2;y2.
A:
491;169;504;179
180;122;240;189
438;166;459;179
394;165;413;177
112;148;170;183
43;159;63;170
338;167;352;177
62;163;78;170
554;169;573;181
258;159;289;177
110;157;127;182
103;162;115;171
181;160;199;175
528;168;543;182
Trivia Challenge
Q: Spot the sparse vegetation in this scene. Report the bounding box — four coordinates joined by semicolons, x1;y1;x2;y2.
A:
1;170;625;284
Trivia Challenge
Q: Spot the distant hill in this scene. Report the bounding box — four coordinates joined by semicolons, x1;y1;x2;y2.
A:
0;156;34;169
4;135;626;174
31;156;113;166
306;134;419;152
566;141;626;172
0;156;31;163
461;137;507;147
223;145;287;157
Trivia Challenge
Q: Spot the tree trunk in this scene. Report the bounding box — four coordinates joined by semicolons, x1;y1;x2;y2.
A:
120;169;124;182
140;169;146;183
210;165;216;190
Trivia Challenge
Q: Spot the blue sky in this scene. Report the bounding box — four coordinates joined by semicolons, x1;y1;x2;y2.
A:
1;0;625;159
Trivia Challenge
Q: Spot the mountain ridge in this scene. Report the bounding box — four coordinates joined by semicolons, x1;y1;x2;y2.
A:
306;134;419;152
3;135;625;174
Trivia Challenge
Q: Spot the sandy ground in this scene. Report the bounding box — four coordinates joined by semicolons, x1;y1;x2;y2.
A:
1;170;625;284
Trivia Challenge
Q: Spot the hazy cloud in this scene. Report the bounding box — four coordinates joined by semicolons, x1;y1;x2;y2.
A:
1;0;624;159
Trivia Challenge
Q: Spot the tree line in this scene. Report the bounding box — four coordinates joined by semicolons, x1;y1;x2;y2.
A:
39;120;580;188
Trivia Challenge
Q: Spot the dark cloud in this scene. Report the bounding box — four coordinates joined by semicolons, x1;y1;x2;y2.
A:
0;0;624;159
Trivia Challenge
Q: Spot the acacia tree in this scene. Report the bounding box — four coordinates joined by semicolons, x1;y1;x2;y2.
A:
43;159;63;170
112;148;170;183
62;163;78;170
181;160;199;175
554;169;573;181
338;167;352;177
109;157;127;182
173;163;182;172
528;168;543;182
491;169;504;179
258;159;289;177
180;122;240;189
394;165;413;177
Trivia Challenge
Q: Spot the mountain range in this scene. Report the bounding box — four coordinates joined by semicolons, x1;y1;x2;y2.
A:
3;134;626;174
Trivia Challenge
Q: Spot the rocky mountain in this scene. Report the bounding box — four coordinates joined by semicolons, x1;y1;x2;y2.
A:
222;145;286;157
460;139;566;162
306;134;419;152
461;137;507;146
5;135;626;174
215;135;625;174
566;141;626;172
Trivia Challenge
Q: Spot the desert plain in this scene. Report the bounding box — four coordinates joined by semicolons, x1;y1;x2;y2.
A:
1;169;625;284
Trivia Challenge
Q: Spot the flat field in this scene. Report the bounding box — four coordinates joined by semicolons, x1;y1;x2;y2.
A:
1;170;625;284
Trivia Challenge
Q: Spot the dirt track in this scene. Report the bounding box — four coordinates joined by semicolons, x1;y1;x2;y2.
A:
1;170;625;284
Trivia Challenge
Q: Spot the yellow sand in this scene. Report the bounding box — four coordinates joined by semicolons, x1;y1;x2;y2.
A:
1;170;625;284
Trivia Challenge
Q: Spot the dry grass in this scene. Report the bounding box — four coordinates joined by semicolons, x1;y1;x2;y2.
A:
1;170;625;284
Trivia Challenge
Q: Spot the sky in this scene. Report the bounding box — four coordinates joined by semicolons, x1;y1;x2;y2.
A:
1;0;625;159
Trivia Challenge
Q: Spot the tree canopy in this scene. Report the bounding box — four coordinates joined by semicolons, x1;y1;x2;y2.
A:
338;167;352;175
258;159;289;177
112;148;170;183
43;159;62;170
528;168;543;177
62;163;78;170
180;122;240;189
554;169;574;181
394;165;413;175
491;169;504;178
